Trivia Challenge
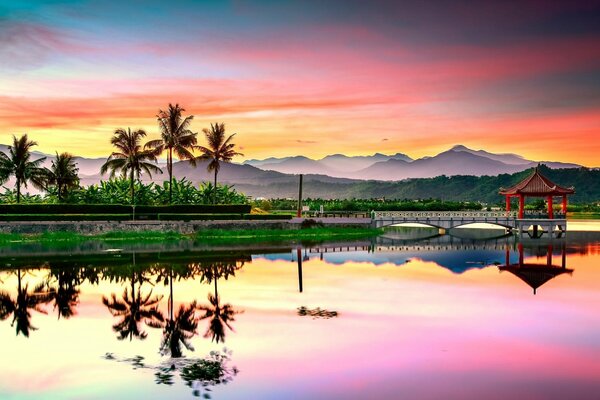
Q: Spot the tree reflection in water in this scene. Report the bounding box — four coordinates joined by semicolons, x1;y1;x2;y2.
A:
47;266;81;320
149;264;200;358
102;268;164;341
195;261;244;343
0;268;54;337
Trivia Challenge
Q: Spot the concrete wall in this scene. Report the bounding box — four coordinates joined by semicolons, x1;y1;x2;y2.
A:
0;218;372;235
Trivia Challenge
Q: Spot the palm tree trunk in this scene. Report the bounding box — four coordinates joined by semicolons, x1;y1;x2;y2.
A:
130;168;135;204
16;177;21;204
213;169;218;204
58;183;63;202
169;148;173;204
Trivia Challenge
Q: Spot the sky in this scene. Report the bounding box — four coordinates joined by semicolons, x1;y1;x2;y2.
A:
1;0;600;165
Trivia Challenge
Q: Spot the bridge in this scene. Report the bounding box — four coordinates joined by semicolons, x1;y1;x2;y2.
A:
371;210;567;235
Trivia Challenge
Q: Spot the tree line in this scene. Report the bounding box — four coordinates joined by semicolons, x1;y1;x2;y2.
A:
0;104;242;204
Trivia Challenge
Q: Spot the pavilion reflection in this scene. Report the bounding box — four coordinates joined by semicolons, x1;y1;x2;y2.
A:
499;243;573;295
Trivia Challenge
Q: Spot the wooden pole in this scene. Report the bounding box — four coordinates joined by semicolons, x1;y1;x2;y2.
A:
297;174;303;218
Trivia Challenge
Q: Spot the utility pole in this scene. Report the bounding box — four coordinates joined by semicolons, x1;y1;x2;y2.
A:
297;174;303;218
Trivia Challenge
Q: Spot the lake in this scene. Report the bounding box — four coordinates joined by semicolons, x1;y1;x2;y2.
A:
1;225;600;399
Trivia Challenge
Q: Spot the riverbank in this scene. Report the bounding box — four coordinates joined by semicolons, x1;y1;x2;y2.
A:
0;226;383;245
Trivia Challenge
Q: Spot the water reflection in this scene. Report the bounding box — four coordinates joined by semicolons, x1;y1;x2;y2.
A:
0;228;599;398
0;268;54;337
499;243;573;295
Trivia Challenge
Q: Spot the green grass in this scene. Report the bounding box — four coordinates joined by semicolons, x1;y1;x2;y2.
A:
195;227;383;243
0;230;190;244
0;226;381;245
569;212;600;220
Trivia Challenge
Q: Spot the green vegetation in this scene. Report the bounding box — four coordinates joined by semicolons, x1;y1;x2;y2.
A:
0;226;380;244
194;227;382;243
249;165;599;205
0;178;248;205
258;198;482;212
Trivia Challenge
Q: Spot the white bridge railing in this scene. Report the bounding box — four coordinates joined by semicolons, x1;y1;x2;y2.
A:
373;211;518;219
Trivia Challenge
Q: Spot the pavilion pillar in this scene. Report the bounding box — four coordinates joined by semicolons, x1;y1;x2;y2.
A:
506;196;511;213
547;196;554;219
518;195;524;219
562;195;567;214
547;244;553;267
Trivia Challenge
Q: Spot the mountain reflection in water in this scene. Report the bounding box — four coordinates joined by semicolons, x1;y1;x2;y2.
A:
1;227;600;399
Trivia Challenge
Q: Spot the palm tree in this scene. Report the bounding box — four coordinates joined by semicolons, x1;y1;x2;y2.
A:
46;152;79;202
197;123;243;204
0;269;54;337
145;104;197;203
102;270;164;341
0;134;47;203
100;128;162;203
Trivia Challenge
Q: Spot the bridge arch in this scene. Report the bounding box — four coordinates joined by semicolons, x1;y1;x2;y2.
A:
382;221;444;230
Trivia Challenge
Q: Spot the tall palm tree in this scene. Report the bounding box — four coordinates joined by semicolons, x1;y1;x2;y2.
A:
100;128;162;203
0;269;54;337
102;270;164;341
46;152;79;202
0;134;47;203
145;104;197;203
197;123;243;204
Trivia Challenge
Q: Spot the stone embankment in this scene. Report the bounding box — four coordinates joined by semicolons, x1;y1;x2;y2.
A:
0;217;372;235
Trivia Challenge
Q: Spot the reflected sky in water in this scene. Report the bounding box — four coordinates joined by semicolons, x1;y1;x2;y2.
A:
1;227;600;399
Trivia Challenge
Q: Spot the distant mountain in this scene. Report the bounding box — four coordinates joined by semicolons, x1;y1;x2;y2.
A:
244;145;582;179
449;145;529;165
320;152;412;171
355;150;530;180
257;156;336;175
245;152;412;177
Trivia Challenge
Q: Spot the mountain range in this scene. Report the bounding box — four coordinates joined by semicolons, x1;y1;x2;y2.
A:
0;144;590;200
244;145;581;180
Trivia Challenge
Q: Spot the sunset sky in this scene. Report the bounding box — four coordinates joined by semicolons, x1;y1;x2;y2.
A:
1;1;599;165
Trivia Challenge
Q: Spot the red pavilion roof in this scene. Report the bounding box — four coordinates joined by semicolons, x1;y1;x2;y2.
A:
499;167;575;196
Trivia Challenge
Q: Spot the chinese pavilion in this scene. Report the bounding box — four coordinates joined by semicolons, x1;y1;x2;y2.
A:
499;166;575;219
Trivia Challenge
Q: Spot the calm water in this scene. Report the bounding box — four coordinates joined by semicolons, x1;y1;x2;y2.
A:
1;226;600;399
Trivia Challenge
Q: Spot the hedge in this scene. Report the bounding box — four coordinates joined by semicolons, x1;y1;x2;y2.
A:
0;204;251;215
0;213;291;222
0;214;131;222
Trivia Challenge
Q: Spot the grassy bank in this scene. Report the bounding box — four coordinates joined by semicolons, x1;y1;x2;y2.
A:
195;227;382;244
0;227;382;245
569;212;600;220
